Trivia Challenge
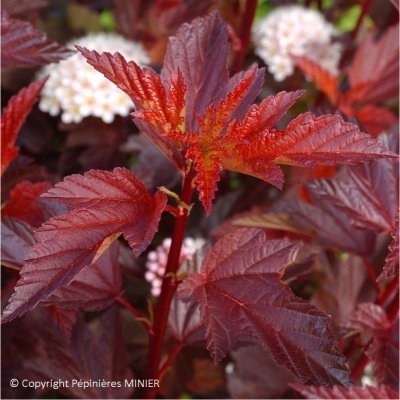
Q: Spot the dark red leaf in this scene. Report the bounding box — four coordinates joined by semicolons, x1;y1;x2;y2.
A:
160;11;230;131
1;78;47;175
42;241;122;312
272;113;399;167
178;228;353;387
227;341;298;399
1;216;36;270
2;181;51;227
346;23;399;104
1;168;166;323
1;0;48;17
272;197;376;256
305;132;398;233
169;293;206;344
343;303;399;389
1;11;74;67
43;306;78;341
310;253;368;333
23;307;134;399
292;384;399;399
378;211;399;282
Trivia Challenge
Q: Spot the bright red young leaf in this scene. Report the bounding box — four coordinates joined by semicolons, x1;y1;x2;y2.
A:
293;56;339;105
343;303;399;389
346;23;399;104
1;168;166;323
1;216;36;270
1;11;74;67
291;384;399;399
1;78;47;175
78;11;398;215
355;105;398;137
178;228;353;387
378;211;399;282
2;181;52;227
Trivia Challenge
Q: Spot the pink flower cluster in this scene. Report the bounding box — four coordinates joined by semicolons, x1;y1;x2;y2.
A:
145;237;204;296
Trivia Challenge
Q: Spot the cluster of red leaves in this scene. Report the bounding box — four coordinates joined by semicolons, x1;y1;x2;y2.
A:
78;12;397;215
294;22;399;137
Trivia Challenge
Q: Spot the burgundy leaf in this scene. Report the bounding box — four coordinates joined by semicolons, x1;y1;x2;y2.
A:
344;303;399;389
1;216;36;270
272;197;376;256
42;241;122;311
291;384;399;399
305;132;398;233
272;113;399;167
1;0;48;17
23;307;134;399
178;228;353;387
378;212;399;281
346;23;399;104
227;341;298;399
1;11;74;67
43;306;78;341
1;78;47;175
160;11;230;131
1;168;166;323
169;292;206;345
2;181;51;227
310;253;368;333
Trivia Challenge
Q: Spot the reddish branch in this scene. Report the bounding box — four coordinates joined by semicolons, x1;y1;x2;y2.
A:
116;297;153;335
230;0;258;75
144;166;196;399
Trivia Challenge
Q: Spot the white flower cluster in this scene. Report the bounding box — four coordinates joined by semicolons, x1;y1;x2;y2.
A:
252;5;342;81
145;237;205;297
38;33;149;124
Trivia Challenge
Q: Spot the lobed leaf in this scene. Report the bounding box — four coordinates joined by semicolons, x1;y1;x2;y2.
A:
346;23;399;104
76;46;185;170
343;303;399;390
2;181;51;227
1;78;47;175
178;228;353;387
292;384;399;399
378;211;399;282
1;168;166;323
1;11;74;67
272;113;399;167
1;217;36;270
160;11;230;131
293;56;339;105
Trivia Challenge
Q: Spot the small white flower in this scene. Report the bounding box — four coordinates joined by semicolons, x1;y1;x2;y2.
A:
252;5;342;81
38;32;149;124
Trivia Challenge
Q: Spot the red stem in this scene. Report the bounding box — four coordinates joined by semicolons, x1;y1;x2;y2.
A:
386;290;399;322
350;352;370;381
144;166;196;399
363;258;381;298
158;342;186;381
351;0;374;41
230;0;258;75
116;297;153;335
377;277;398;306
